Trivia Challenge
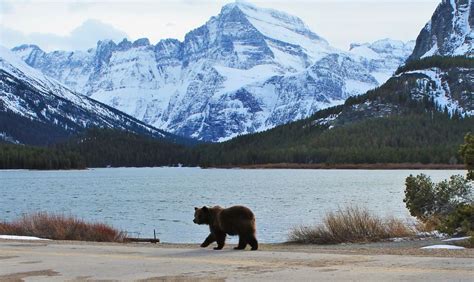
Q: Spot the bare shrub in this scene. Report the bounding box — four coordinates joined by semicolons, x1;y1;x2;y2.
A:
0;212;126;242
288;206;415;244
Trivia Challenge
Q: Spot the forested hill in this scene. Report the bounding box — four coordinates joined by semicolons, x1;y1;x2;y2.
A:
187;56;474;167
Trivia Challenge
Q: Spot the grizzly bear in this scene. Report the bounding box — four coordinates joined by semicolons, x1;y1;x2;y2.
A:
193;205;258;250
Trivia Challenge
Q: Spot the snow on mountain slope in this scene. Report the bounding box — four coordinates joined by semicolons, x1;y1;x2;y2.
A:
350;39;416;83
409;0;473;60
11;2;413;142
0;46;175;145
401;68;473;116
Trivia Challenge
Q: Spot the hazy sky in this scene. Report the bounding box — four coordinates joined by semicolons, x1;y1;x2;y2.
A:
0;0;440;52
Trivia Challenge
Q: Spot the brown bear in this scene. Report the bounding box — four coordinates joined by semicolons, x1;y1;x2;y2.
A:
193;205;258;250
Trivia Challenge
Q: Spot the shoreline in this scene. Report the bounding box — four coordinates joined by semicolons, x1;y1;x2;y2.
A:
1;238;472;258
0;163;466;170
211;163;466;170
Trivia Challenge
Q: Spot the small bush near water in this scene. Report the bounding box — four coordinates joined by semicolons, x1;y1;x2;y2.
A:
0;212;126;242
288;206;415;244
404;174;472;222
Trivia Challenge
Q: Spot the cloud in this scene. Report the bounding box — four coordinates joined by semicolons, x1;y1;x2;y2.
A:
0;19;128;51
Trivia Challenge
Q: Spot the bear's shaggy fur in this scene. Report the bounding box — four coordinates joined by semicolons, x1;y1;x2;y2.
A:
193;205;258;250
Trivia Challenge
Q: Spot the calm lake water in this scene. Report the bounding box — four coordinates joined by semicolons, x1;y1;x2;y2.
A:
0;168;465;243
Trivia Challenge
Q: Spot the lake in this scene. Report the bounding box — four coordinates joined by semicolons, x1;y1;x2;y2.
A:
0;168;465;243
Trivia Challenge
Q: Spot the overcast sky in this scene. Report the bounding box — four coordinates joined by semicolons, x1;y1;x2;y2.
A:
0;0;440;52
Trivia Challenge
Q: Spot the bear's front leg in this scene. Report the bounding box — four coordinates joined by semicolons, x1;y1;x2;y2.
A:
200;233;216;248
213;232;226;250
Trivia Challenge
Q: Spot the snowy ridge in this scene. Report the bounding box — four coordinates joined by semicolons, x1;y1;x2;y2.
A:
12;2;414;141
0;47;173;144
1;46;100;112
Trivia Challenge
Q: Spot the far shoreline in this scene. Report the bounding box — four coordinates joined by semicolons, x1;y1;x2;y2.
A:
210;163;466;170
0;163;466;171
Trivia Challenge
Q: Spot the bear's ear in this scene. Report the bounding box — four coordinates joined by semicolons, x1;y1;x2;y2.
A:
202;206;208;212
194;207;198;211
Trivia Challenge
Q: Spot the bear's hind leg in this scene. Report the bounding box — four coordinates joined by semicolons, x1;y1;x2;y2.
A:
234;235;247;250
214;232;226;250
248;235;258;251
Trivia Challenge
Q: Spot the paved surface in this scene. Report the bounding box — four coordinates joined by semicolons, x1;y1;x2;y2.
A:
0;240;473;281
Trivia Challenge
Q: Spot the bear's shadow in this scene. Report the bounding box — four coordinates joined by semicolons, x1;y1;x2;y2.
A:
168;247;242;258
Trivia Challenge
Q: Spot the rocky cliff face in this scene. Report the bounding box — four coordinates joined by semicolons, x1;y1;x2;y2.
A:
12;2;413;141
409;0;473;61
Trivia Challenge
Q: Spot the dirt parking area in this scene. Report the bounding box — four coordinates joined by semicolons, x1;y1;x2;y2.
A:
0;239;472;281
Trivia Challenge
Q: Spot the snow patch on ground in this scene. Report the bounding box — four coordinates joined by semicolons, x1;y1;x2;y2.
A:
416;230;447;239
442;236;471;242
421;244;465;250
0;235;50;241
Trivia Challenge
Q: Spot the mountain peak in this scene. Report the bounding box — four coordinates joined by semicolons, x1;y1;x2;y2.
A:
96;39;117;50
408;0;473;61
133;38;150;47
216;0;329;62
220;1;324;42
11;44;43;53
221;1;258;13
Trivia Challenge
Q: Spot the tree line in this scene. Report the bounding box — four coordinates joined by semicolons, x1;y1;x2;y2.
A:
0;142;85;170
395;56;474;75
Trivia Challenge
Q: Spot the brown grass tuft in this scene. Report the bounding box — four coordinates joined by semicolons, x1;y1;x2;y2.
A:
0;212;126;242
288;206;416;244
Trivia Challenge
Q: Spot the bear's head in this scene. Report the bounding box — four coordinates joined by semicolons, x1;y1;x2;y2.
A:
193;206;210;225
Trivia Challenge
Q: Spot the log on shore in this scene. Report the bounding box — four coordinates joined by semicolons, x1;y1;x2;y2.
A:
125;238;160;244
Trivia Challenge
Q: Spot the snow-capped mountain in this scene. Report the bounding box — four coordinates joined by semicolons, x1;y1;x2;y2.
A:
12;2;413;141
0;47;178;145
409;0;473;61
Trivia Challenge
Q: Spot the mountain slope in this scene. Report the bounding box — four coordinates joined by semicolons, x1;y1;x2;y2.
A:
0;47;182;145
188;57;474;166
12;2;413;141
409;0;473;60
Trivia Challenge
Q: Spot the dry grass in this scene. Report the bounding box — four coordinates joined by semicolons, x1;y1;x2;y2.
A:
0;212;127;242
288;206;416;244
